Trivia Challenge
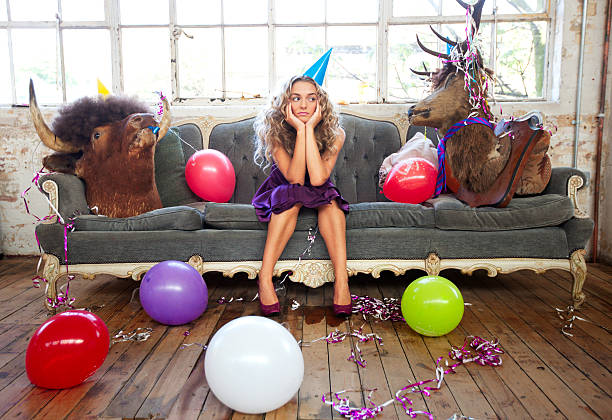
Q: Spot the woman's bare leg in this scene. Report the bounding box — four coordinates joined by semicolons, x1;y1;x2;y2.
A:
259;204;302;305
317;200;351;305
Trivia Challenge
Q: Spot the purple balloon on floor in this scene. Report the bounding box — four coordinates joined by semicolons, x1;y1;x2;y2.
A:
140;260;208;325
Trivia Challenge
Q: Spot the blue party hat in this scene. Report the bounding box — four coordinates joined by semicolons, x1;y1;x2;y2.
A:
303;48;332;85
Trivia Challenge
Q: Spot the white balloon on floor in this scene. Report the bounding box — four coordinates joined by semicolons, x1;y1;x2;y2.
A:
204;316;304;414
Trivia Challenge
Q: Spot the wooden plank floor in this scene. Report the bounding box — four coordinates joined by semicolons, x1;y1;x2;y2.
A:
0;256;610;420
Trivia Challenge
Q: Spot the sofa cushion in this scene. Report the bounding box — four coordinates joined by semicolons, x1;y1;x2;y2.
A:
155;126;201;207
36;224;571;264
73;206;204;231
347;202;434;228
204;203;318;230
205;201;434;230
430;194;574;231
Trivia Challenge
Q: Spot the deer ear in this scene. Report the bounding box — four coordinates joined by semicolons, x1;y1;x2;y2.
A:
42;152;82;174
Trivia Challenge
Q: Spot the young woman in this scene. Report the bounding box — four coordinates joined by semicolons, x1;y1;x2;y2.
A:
252;75;351;316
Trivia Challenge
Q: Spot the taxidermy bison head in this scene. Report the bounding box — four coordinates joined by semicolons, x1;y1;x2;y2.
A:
29;80;171;218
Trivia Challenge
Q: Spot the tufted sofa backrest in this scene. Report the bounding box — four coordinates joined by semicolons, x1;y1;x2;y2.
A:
199;113;403;205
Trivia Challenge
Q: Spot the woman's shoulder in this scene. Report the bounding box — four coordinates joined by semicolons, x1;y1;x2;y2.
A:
335;127;346;143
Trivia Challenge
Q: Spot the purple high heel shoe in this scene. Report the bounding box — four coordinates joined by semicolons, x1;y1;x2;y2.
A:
333;303;353;317
257;279;280;316
260;301;280;316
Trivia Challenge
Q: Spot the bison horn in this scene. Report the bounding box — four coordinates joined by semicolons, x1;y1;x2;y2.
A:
429;25;457;47
456;0;485;36
416;35;450;60
29;79;80;154
157;95;171;141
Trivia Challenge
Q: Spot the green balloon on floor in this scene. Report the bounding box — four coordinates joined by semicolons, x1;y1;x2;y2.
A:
401;275;464;337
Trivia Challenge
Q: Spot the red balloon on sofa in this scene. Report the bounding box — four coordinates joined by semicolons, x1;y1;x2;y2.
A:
383;158;437;204
185;150;236;202
26;310;110;389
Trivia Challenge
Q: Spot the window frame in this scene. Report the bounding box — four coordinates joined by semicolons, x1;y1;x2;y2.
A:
0;0;556;105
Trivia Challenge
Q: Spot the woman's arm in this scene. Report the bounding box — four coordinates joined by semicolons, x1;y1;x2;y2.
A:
306;117;346;186
273;104;307;185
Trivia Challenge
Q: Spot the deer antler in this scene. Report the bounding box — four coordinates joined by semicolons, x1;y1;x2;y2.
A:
429;25;457;47
457;0;485;36
410;68;433;76
416;35;450;60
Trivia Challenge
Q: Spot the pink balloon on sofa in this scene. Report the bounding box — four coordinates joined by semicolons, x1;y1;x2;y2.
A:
383;158;437;204
185;150;236;202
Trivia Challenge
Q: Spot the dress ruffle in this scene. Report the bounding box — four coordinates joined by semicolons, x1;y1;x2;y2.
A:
251;165;350;222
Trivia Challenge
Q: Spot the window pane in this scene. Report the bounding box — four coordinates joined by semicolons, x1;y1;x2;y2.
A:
441;0;493;16
61;0;105;21
327;26;376;103
13;29;60;104
494;21;547;99
120;0;168;25
122;28;171;102
225;27;267;98
327;0;378;23
0;31;11;103
9;0;57;21
276;0;324;24
497;0;546;14
441;22;492;65
178;28;222;98
275;27;325;86
394;0;438;17
0;4;7;20
176;0;221;25
64;29;111;101
387;23;492;102
223;0;266;25
388;25;440;101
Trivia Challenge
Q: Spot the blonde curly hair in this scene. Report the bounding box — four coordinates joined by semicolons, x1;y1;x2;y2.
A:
253;75;340;169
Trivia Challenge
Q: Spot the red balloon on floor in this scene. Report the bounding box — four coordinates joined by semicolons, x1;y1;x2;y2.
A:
185;150;236;202
26;310;110;389
383;158;437;204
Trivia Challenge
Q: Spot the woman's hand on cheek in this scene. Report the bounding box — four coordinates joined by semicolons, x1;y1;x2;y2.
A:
306;101;322;129
285;103;305;130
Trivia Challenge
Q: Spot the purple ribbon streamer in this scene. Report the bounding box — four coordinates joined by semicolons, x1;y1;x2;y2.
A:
435;117;494;196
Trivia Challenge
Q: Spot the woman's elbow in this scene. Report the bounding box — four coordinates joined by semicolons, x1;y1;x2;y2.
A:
309;177;327;187
287;177;305;186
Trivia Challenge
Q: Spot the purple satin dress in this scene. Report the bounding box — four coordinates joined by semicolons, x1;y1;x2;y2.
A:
251;165;350;222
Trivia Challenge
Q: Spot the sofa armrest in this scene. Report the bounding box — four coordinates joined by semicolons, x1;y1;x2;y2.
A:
541;167;589;219
36;173;91;221
542;167;588;196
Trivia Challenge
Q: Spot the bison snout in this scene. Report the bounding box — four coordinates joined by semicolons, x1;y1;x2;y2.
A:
128;113;157;129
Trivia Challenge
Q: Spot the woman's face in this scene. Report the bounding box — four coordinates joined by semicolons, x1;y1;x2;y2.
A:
289;80;318;123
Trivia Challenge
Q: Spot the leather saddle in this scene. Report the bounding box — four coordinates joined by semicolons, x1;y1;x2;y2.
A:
445;112;547;208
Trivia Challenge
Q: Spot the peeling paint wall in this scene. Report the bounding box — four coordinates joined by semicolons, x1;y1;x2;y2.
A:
599;36;612;265
0;0;609;260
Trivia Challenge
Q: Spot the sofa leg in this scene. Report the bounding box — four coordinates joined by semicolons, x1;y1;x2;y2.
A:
425;253;441;276
41;254;62;314
188;255;205;275
569;249;587;309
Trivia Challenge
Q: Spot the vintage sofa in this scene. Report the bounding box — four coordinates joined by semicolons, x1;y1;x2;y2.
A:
34;111;594;312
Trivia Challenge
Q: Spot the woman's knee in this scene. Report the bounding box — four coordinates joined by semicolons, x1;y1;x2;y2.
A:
287;203;302;215
318;200;343;217
272;204;302;219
